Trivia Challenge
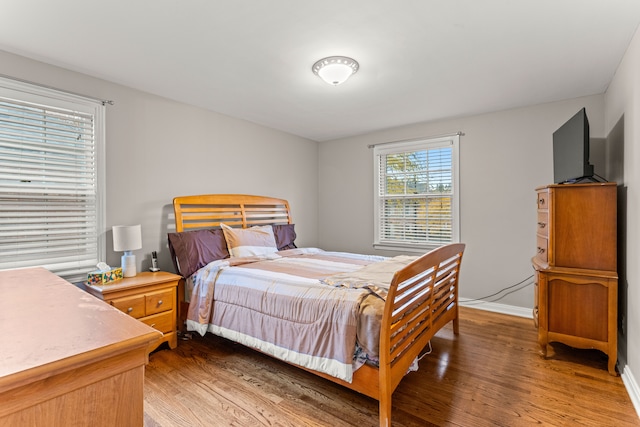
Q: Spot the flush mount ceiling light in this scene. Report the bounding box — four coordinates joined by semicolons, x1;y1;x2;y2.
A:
312;56;359;85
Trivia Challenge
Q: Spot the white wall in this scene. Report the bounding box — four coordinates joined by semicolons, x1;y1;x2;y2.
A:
0;50;319;273
605;23;640;396
318;95;605;309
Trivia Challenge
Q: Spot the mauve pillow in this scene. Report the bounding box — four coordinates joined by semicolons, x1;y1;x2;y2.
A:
272;224;297;250
167;228;229;278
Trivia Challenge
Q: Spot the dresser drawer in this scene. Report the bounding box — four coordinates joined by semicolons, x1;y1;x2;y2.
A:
141;311;174;334
110;295;146;318
537;190;549;210
536;211;549;237
536;236;548;264
145;288;174;315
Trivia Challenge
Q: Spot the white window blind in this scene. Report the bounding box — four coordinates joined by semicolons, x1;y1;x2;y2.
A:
0;78;105;282
374;135;459;251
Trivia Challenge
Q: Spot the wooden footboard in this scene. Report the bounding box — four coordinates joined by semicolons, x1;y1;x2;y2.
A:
297;243;465;427
172;194;464;427
378;243;464;426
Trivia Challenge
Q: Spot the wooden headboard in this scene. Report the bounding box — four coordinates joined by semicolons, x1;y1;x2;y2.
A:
172;194;292;232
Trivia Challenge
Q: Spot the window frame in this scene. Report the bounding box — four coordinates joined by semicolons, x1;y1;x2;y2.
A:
373;134;460;253
0;76;106;282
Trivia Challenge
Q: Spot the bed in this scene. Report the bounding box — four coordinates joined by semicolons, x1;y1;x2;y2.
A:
170;194;465;427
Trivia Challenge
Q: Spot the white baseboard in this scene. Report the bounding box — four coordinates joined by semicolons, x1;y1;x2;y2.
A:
621;365;640;420
459;298;533;318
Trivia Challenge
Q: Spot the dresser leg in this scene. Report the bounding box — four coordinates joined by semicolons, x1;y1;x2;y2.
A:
538;330;548;357
539;343;547;358
538;338;554;358
608;357;618;376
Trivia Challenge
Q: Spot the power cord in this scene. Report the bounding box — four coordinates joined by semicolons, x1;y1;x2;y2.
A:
462;274;534;305
418;341;433;361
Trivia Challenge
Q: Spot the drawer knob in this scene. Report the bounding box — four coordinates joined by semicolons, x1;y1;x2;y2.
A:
537;222;546;228
538;198;545;205
537;247;545;254
157;300;163;306
127;307;133;313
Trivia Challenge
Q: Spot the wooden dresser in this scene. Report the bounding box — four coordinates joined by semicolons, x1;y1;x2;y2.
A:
84;271;181;352
532;182;618;375
0;267;161;426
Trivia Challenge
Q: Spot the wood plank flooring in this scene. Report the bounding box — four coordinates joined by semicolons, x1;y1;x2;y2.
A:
143;307;638;426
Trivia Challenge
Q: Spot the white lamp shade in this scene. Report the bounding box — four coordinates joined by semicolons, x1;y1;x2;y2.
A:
112;225;142;252
318;63;355;85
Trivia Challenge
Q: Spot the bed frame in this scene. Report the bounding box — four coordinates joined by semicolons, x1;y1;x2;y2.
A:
172;194;464;427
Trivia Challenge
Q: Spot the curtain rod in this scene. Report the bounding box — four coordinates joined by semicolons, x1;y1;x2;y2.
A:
367;131;464;149
0;73;114;106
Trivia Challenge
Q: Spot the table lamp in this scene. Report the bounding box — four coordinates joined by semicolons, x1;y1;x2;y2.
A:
112;224;142;277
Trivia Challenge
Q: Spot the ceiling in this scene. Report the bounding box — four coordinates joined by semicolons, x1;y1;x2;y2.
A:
1;1;639;142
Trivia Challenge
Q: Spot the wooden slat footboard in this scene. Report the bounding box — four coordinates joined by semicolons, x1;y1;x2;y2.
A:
295;244;465;427
378;243;465;426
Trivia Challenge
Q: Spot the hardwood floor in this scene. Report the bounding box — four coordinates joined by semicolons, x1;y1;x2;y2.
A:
143;307;638;426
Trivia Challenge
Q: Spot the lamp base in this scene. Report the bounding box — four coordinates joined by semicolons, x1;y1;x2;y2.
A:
121;252;137;277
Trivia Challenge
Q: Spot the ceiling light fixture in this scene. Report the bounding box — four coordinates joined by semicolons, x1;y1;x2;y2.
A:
312;56;359;86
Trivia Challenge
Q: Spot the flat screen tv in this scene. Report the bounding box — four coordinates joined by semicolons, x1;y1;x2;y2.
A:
552;108;594;184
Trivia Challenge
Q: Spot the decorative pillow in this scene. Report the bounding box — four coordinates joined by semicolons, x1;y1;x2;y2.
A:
272;223;297;250
167;228;229;278
220;223;279;258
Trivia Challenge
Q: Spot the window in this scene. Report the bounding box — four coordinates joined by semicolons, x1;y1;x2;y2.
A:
374;135;459;252
0;77;105;282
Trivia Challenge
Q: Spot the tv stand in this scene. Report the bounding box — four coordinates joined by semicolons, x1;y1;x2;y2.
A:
560;175;606;184
532;182;617;375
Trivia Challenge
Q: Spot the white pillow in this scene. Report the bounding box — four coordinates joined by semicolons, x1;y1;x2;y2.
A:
220;223;278;258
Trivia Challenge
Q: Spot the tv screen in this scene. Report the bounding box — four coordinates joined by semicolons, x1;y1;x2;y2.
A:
552;108;594;184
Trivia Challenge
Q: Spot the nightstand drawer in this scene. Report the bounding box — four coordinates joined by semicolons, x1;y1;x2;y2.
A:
84;271;182;351
145;288;174;315
111;295;146;318
141;311;174;334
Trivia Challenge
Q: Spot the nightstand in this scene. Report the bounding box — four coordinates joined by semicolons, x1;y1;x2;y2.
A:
84;271;181;352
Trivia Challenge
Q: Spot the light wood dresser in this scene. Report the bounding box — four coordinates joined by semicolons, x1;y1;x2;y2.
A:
84;271;181;352
532;182;618;375
0;267;161;426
